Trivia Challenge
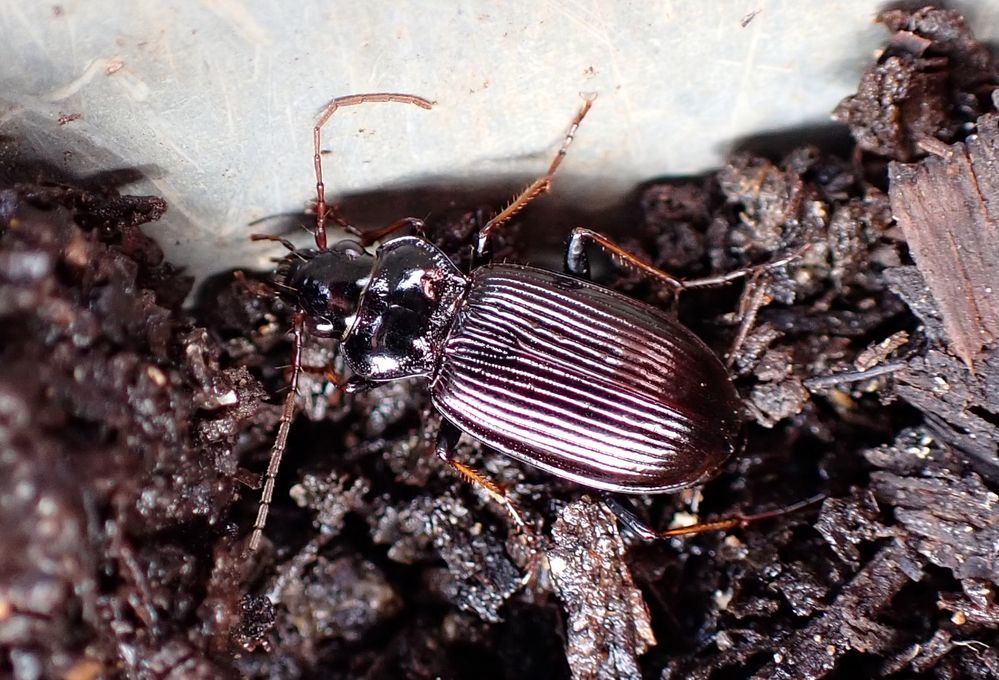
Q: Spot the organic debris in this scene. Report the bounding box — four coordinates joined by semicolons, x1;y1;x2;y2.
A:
2;5;998;679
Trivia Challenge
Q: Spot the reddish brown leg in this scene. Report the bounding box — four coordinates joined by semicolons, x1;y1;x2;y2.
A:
718;245;808;365
313;93;434;251
566;227;685;292
567;228;808;362
566;227;807;298
603;493;824;541
435;421;528;530
725;268;771;368
298;363;347;387
247;311;306;553
476;95;595;258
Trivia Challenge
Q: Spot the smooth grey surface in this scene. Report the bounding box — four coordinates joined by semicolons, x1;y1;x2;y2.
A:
2;1;996;284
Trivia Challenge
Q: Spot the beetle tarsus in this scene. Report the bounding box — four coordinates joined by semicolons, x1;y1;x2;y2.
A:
803;361;906;390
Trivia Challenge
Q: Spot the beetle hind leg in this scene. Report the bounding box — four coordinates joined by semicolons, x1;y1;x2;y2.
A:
435;421;528;530
602;493;824;540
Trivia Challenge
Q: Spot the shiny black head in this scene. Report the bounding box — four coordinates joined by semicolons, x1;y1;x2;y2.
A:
283;240;375;338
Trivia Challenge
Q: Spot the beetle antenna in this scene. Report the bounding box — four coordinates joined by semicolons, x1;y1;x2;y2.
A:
247;311;306;553
313;93;434;252
250;233;308;261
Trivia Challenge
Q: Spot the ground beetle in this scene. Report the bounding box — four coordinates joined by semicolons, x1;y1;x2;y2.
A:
248;93;815;552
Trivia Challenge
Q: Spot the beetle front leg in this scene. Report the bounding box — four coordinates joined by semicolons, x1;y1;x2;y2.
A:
434;421;528;531
342;376;380;393
295;364;380;395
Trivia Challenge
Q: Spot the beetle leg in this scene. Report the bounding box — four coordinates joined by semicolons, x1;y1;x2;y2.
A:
477;95;595;259
342;376;379;393
296;367;377;394
435;422;528;530
565;227;685;292
723;269;772;368
602;493;824;540
803;361;906;390
566;227;807;293
313;93;434;251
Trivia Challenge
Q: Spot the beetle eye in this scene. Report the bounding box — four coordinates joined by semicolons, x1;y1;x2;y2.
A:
333;240;366;259
297;275;355;338
299;277;332;317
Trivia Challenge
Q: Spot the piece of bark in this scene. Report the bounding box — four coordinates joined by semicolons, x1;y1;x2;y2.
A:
547;498;655;680
892;349;999;480
753;541;923;680
888;113;999;367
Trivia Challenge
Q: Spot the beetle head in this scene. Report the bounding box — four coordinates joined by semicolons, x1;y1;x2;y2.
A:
282;240;374;338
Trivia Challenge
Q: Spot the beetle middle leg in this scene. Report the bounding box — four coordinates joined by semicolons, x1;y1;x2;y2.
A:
435;421;528;530
565;227;807;363
475;94;595;259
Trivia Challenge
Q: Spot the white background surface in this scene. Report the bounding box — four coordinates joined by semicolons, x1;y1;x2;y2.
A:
2;1;997;284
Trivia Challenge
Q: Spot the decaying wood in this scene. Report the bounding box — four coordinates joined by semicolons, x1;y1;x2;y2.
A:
888;113;999;368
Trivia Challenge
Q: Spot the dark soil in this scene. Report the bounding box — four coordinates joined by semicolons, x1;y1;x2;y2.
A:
2;6;998;680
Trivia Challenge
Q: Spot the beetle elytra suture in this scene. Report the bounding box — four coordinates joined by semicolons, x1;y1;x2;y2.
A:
247;93;819;553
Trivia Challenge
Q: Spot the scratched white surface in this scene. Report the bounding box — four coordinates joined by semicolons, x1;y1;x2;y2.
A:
2;1;997;284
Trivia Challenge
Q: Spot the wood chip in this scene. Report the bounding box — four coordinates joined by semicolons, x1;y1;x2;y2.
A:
888;114;999;367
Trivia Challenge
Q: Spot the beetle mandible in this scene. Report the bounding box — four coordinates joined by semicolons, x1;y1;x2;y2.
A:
247;93;808;552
